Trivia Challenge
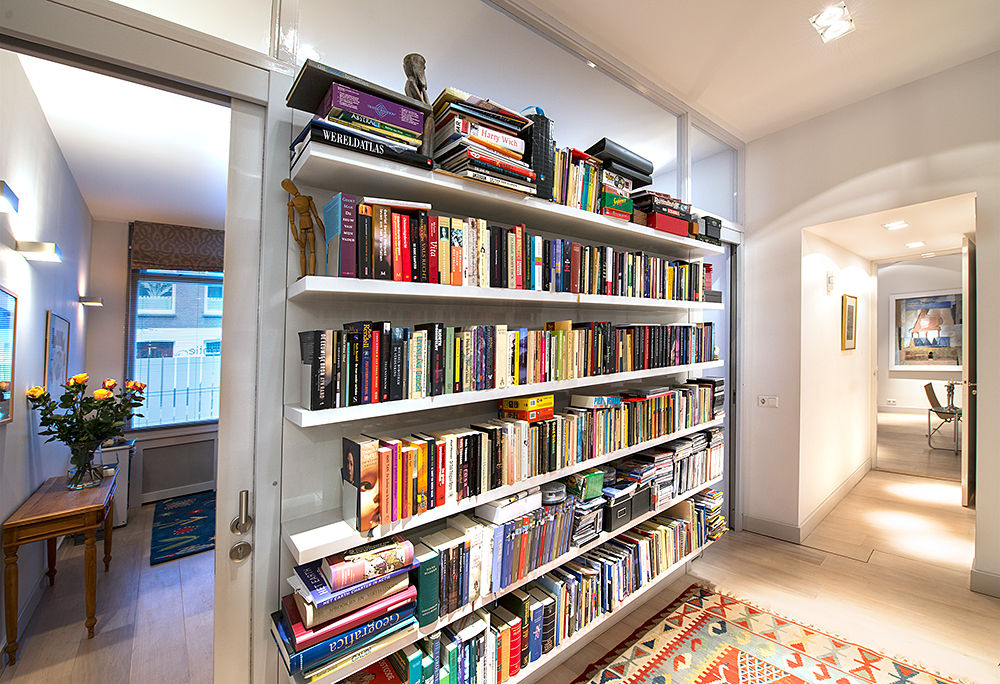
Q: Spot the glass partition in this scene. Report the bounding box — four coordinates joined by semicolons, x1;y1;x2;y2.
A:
691;126;737;222
107;0;272;54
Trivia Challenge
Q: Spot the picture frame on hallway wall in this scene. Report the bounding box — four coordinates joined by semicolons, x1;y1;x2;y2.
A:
44;311;70;393
841;294;857;350
0;284;16;425
889;289;962;371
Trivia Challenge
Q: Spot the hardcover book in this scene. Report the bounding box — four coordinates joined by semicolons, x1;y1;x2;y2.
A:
280;585;416;652
317;81;424;135
322;535;415;590
322;192;357;278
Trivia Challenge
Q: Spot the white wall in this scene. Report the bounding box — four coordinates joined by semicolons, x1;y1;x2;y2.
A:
877;254;963;410
742;51;1000;594
84;220;129;385
799;232;873;521
0;50;93;640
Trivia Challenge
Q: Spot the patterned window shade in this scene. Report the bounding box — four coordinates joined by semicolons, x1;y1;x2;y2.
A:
129;221;225;272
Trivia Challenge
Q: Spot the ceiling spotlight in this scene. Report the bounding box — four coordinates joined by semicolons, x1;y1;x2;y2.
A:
883;220;908;231
906;241;925;249
586;61;597;69
810;2;856;43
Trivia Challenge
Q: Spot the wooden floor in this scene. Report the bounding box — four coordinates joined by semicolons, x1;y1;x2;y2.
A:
560;470;999;684
0;504;214;684
877;410;961;480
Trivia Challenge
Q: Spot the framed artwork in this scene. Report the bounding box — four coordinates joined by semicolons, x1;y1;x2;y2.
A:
0;285;16;425
45;311;70;393
841;294;857;351
889;289;962;371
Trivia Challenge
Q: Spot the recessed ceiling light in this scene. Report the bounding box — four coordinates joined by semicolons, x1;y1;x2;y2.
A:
906;241;926;249
921;252;936;258
810;2;856;43
883;220;908;231
586;61;597;69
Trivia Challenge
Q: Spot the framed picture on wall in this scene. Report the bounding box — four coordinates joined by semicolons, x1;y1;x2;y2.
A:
889;289;962;371
841;294;857;351
0;285;16;425
45;311;70;393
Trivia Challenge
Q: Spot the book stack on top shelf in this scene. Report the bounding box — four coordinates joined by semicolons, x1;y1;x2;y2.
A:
279;58;731;684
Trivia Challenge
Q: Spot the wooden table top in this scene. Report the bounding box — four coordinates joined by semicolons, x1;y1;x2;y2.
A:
3;474;116;529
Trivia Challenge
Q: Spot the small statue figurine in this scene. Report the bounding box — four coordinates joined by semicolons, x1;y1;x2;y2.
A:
403;53;429;105
281;178;325;279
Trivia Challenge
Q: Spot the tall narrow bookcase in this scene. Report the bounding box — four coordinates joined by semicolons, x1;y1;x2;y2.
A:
278;141;727;684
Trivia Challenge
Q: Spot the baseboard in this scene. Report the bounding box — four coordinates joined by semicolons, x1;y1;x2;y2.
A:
877;406;925;414
140;480;215;505
742;458;871;544
970;565;1000;598
797;458;871;541
0;571;49;671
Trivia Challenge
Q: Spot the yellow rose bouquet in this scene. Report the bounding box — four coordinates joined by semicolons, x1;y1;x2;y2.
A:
26;376;146;489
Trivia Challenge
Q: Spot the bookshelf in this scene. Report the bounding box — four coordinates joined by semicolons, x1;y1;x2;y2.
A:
278;134;729;684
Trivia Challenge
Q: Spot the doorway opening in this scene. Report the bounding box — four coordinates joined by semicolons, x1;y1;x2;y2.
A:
1;47;229;681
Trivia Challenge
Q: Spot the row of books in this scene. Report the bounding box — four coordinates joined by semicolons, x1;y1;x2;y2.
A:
338;384;721;533
299;319;717;411
322;193;715;303
342;495;721;684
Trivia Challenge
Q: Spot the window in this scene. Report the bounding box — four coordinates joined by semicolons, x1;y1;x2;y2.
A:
128;269;223;429
204;284;223;316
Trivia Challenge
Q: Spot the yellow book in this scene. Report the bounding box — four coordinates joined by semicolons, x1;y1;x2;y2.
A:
500;394;553;411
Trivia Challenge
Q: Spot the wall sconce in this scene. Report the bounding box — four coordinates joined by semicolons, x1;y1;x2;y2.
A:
0;181;18;214
79;296;104;307
16;241;62;262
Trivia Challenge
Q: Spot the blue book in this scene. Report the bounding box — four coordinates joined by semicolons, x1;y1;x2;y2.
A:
501;520;515;589
490;524;504;596
271;606;415;674
322;192;357;278
291;560;414;607
528;598;543;662
461;541;470;607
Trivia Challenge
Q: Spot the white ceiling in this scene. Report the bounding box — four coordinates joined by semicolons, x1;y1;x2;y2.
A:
806;193;976;262
520;0;1000;141
17;53;230;229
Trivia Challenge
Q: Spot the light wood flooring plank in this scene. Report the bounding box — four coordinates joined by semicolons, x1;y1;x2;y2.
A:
876;411;961;480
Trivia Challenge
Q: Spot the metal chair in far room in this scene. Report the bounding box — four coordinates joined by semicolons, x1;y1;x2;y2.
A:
924;382;961;455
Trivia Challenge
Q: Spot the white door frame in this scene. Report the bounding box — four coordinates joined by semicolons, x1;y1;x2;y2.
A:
0;2;282;680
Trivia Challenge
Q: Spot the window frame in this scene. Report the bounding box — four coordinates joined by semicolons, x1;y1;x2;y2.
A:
126;269;224;431
203;283;224;316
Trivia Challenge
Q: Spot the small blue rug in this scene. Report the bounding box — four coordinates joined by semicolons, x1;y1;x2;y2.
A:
150;491;215;565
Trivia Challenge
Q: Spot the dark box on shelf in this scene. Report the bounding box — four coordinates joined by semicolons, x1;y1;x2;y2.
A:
701;215;723;240
630;484;652;518
603;496;633;533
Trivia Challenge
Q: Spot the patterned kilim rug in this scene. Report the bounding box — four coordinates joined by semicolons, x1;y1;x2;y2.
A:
572;584;962;684
150;490;215;565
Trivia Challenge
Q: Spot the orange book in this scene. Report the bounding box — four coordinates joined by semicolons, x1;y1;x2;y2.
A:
450;218;464;286
401;445;415;519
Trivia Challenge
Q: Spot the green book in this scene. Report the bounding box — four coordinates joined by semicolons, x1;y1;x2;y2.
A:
444;640;458;684
400;644;422;684
440;663;450;684
412;542;441;626
499;588;532;670
445;327;455;395
421;653;433;684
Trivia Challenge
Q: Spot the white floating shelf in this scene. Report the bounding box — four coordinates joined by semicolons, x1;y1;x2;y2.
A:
284;360;724;428
282;418;724;565
291;143;724;258
287;276;723;311
286;482;720;684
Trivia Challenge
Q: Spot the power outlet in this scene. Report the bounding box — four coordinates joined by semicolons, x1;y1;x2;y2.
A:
886;398;897;406
757;395;779;408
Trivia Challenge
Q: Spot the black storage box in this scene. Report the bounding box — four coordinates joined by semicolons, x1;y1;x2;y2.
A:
603;496;633;532
701;215;722;240
630;484;652;518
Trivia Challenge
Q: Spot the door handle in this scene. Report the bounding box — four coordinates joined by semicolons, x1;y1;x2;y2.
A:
230;489;254;534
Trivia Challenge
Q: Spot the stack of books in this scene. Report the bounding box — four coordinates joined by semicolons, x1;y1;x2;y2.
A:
598;167;634;220
286;61;432;170
630;191;695;237
273;536;418;678
631;444;676;508
431;87;536;194
298;318;717;411
693;488;727;544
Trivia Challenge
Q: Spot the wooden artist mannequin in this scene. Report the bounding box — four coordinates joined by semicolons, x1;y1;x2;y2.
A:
282;178;325;278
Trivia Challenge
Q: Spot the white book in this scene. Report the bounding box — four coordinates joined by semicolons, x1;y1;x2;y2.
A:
477;219;489;287
495;324;508;389
448;513;486;601
360;196;432;211
465;217;477;286
427;429;459;503
515;418;529;481
475;489;543;524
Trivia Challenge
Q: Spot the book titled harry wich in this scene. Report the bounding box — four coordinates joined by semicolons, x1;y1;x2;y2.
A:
321;534;415;590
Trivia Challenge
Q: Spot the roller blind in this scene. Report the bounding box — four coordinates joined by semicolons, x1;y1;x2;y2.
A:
129;221;224;272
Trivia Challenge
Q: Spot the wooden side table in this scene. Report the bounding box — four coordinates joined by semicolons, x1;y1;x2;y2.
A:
3;473;116;665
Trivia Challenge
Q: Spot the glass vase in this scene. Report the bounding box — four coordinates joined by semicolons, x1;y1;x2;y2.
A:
67;442;104;490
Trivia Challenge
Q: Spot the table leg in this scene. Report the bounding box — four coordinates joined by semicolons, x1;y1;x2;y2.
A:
47;538;57;586
103;511;113;572
3;544;18;665
84;528;96;639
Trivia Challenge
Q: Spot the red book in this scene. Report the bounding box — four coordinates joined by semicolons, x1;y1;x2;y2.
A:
399;214;412;281
500;406;554;423
602;207;631;221
370;328;380;404
646;212;689;237
464;148;536;180
513;224;524;289
435;440;446;508
377;446;391;529
428;215;440;283
518;516;529;580
279;585;416;652
570;242;581;294
507;615;522;676
391;213;404;281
